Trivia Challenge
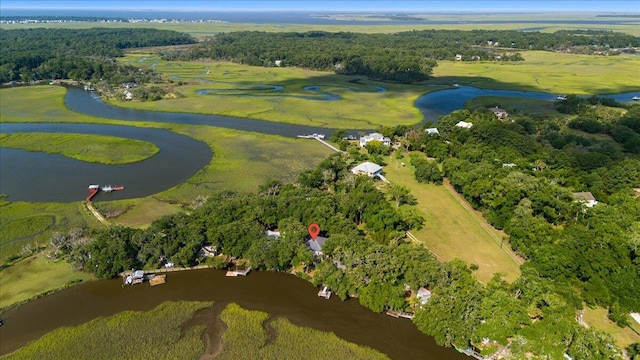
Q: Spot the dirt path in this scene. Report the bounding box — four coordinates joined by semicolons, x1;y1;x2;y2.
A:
84;201;109;225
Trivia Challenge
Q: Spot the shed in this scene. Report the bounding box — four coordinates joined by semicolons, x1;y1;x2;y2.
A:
573;192;598;207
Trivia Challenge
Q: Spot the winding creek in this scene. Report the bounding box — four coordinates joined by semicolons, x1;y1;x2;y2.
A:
1;85;640;358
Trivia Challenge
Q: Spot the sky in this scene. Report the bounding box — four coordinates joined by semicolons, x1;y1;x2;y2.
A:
1;0;639;13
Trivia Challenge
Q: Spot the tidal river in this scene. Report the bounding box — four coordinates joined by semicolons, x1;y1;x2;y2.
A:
0;269;467;359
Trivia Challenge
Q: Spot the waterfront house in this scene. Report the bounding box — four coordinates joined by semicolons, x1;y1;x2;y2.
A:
306;235;328;256
417;287;432;306
572;192;598;208
490;106;508;119
359;132;391;147
351;162;383;178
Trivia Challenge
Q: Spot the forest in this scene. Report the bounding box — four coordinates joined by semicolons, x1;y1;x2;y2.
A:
0;28;195;83
45;98;640;358
173;29;639;82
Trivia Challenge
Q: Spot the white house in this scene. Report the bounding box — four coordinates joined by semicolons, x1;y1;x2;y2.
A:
417;287;432;306
425;128;440;135
360;132;391;147
455;54;462;61
455;121;473;129
123;90;133;100
351;162;383;177
573;192;598;208
274;60;283;66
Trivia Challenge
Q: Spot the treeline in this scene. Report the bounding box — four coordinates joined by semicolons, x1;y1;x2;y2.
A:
0;28;196;83
173;29;638;83
407;102;640;318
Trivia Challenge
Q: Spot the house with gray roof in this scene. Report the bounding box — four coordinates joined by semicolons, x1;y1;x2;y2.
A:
351;161;383;178
306;236;328;256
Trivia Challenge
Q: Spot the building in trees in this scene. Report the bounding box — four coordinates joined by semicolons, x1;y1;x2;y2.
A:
455;121;474;129
490;106;509;119
572;191;598;208
360;132;391;147
351;161;383;178
306;236;328;257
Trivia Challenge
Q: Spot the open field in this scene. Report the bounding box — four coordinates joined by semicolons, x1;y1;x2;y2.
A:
432;51;640;95
101;197;183;229
582;306;640;350
0;133;159;165
216;303;388;360
0;253;94;311
383;159;522;283
3;301;209;360
109;55;428;129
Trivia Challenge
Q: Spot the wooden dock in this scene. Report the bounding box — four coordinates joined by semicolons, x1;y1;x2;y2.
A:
226;266;251;277
385;310;415;319
317;286;331;299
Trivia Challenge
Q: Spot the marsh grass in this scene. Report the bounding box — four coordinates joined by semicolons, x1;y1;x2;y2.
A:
0;133;159;165
216;303;388;360
0;200;98;262
0;253;93;310
383;160;521;283
3;301;210;360
432;51;640;95
0;86;332;258
107;57;426;129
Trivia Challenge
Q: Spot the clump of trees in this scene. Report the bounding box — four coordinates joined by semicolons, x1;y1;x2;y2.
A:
0;28;196;83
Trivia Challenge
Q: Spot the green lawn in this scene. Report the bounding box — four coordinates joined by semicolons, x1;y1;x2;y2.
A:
383;159;522;283
0;253;94;311
582;306;640;350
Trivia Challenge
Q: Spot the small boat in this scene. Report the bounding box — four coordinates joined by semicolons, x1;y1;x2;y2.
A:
101;185;113;192
88;184;100;189
633;96;640;101
557;95;566;100
112;185;125;191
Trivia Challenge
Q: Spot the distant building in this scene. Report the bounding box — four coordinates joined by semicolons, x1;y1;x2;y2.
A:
573;192;598;208
360;132;391;147
351;161;383;177
274;60;283;66
266;229;281;239
502;163;516;168
455;54;462;61
123;90;133;100
425;128;440;135
455;121;473;129
490;106;508;119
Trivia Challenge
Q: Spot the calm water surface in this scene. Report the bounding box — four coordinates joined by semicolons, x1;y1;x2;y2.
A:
0;270;466;360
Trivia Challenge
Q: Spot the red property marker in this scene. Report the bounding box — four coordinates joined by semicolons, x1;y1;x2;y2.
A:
308;223;320;240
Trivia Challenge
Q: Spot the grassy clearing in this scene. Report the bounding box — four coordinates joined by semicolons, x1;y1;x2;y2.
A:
216;303;388;360
582;306;640;349
108;56;427;129
0;200;99;262
108;197;184;229
432;51;640;95
0;133;159;165
0;253;94;311
383;159;521;283
4;301;210;360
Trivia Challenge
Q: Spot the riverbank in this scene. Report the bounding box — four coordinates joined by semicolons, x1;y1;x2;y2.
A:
0;269;467;359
